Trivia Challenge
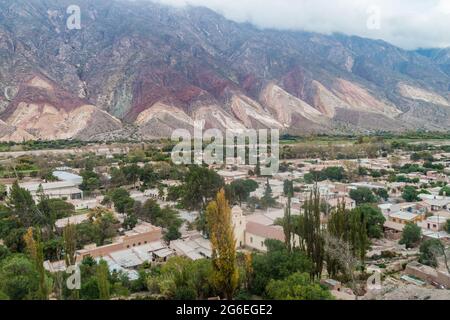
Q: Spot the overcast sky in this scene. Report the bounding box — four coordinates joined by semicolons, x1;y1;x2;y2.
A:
152;0;450;50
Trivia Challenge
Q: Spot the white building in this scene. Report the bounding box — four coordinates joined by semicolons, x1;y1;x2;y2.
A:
170;234;212;260
8;181;83;202
232;206;298;252
53;171;83;185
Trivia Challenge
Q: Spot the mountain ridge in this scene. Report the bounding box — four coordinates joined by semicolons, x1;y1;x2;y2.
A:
0;0;450;141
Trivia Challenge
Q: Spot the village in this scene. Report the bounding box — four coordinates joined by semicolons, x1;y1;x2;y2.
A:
0;137;450;300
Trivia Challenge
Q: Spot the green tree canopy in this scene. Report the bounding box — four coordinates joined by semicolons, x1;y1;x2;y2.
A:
439;186;450;196
402;186;420;202
251;240;312;296
182;166;224;211
349;187;378;205
0;254;39;300
399;223;422;249
353;204;386;239
266;272;333;300
419;239;444;268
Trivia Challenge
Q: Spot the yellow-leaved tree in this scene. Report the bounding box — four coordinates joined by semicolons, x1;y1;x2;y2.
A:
206;189;239;300
23;227;48;300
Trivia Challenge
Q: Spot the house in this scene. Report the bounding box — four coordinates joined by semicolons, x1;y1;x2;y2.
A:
170;233;212;260
107;241;174;268
45;240;172;278
68;197;103;210
423;199;450;212
388;211;422;225
55;213;90;229
7;181;83;202
5;169;83;202
321;279;342;292
325;197;356;210
76;222;162;262
384;211;423;237
217;170;248;183
232;207;298;252
420;216;449;232
422;230;450;242
53;171;83;185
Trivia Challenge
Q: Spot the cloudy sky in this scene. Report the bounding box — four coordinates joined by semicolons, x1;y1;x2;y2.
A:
153;0;450;50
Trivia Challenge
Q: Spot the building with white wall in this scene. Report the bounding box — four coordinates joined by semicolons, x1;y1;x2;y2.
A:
232;206;298;252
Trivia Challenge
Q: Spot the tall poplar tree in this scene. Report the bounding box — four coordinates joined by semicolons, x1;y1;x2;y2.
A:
63;223;77;267
326;201;348;278
24;227;48;300
96;259;110;300
302;187;324;280
283;196;293;252
206;189;239;300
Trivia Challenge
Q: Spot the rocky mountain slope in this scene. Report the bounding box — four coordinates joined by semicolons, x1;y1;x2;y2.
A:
0;0;450;141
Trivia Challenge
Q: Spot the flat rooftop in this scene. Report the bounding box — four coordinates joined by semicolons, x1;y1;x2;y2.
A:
389;211;418;221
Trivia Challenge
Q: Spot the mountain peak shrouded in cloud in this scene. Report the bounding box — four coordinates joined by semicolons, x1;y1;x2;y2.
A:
152;0;450;50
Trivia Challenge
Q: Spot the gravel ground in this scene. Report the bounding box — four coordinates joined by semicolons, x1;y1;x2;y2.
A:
370;284;450;300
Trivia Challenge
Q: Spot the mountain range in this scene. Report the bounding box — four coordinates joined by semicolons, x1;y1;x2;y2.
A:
1;0;450;141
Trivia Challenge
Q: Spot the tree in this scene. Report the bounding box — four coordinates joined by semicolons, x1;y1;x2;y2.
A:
282;197;294;252
399;223;422;249
182;166;224;212
283;180;294;197
374;188;389;201
260;179;276;209
108;188;134;214
439;186;450;196
254;161;261;177
447;220;450;234
110;167;127;188
242;252;253;292
0;245;10;262
302;187;324;279
322;166;346;181
80;170;100;194
141;199;162;224
93;209;118;246
348;207;369;263
206;189;239;300
326;202;348;278
227;179;258;205
402;186;419;202
0;254;39;300
23;228;48;300
324;233;360;300
349;187;378;205
251;240;312;296
123;214;138;230
419;239;443;267
353;205;385;239
343;161;358;181
0;184;6;201
63;223;79;300
38;198;75;233
86;208;119;246
164;225;181;242
122;164;141;188
97;259;111;300
63;224;77;267
266;272;333;300
147;256;216;300
7;181;36;228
